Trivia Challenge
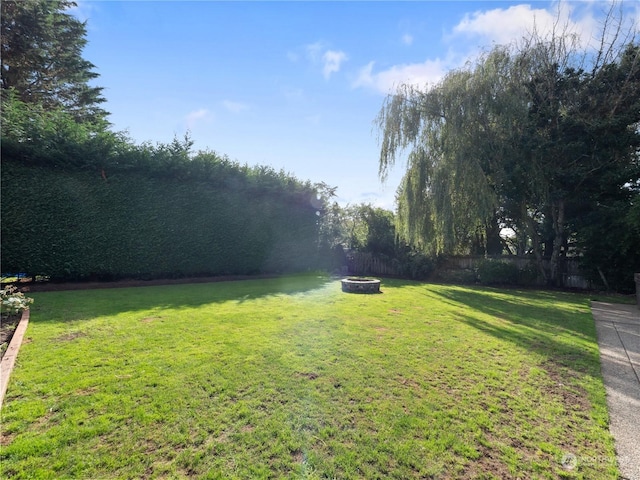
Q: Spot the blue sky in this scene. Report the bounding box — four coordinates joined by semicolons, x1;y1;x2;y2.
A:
71;1;639;208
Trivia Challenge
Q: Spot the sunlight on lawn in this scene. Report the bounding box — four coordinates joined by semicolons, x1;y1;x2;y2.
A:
0;276;618;479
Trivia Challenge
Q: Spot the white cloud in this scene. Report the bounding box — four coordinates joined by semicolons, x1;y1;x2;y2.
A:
352;59;447;94
451;2;612;51
222;100;249;114
402;33;414;46
185;109;212;129
322;50;348;79
294;41;348;80
453;4;563;45
351;1;627;96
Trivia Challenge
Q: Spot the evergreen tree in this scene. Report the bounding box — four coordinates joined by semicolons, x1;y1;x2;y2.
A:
1;0;107;125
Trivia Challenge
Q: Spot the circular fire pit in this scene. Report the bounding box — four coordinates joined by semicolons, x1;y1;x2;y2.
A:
341;277;381;294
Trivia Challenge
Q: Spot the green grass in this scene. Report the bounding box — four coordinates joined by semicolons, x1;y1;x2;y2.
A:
0;275;618;479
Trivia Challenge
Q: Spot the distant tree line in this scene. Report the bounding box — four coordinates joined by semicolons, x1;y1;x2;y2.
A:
318;203;437;280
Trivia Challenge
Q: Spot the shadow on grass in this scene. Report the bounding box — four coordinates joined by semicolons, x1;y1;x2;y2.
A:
427;286;603;378
429;285;592;335
27;274;335;324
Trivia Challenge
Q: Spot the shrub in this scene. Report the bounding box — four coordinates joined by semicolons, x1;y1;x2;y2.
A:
0;285;33;315
399;250;437;280
435;268;478;284
518;262;540;286
476;259;520;286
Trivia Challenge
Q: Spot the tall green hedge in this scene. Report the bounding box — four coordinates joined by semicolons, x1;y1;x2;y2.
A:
1;161;320;280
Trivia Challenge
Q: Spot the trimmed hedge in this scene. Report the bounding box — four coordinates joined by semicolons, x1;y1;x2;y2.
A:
1;161;320;280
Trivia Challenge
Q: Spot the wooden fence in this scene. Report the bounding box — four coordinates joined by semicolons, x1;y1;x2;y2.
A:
440;255;592;289
346;252;401;277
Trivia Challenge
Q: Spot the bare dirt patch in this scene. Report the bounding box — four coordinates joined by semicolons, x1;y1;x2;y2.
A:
458;436;515;480
295;371;319;380
0;431;16;447
75;386;99;396
55;331;88;342
141;316;163;323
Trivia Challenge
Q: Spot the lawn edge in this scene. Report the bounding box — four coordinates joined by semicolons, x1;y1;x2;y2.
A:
0;309;30;408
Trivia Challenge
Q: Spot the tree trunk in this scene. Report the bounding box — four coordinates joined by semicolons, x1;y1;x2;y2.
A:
525;212;548;284
485;216;503;255
549;199;566;287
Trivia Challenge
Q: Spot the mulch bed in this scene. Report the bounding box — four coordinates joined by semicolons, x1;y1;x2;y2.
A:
1;313;22;360
3;274;279;293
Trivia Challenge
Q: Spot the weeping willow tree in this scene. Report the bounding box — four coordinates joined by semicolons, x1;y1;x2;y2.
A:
377;12;640;286
378;47;528;256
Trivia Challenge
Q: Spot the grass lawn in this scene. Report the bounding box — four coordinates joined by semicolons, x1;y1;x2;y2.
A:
0;275;618;479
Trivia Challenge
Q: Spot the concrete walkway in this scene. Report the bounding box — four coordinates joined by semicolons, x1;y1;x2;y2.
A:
592;301;640;480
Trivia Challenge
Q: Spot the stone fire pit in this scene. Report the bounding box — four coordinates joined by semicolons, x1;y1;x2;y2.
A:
341;277;381;294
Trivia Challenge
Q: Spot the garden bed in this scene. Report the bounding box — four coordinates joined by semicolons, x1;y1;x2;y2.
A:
0;313;21;359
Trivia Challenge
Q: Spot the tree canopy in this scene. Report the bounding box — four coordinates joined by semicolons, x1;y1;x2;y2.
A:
377;15;640;289
1;0;107;125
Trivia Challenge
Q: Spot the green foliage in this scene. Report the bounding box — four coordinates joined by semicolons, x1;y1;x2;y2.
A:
1;0;107;124
318;202;442;280
434;268;478;285
0;285;33;315
318;202;426;277
573;194;640;293
395;248;437;280
432;258;541;286
476;259;520;286
1;91;114;168
318;202;397;256
1;160;320;280
360;205;396;257
1;67;322;282
377;17;640;290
